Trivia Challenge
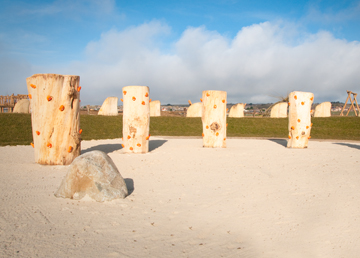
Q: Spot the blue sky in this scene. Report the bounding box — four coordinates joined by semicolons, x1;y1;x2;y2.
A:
1;0;360;105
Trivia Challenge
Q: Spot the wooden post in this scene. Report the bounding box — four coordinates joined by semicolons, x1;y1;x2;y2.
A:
270;102;288;118
340;91;359;116
229;103;246;118
122;86;150;153
186;102;203;117
26;74;81;165
13;99;30;113
347;92;359;116
202;90;227;148
355;93;360;117
287;91;314;148
98;97;118;116
314;102;331;117
150;100;161;116
340;91;351;116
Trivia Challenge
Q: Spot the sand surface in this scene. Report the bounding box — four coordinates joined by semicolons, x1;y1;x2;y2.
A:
1;137;360;257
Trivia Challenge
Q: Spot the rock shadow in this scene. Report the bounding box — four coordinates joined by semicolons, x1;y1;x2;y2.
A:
149;139;168;152
333;143;360;150
82;144;123;154
124;178;134;195
268;138;287;147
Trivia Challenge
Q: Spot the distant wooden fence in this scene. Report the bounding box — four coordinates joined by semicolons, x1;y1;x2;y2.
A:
0;94;29;113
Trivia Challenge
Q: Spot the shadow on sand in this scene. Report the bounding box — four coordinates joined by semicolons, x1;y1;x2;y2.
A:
268;138;287;147
149;139;167;152
81;140;168;154
333;142;360;150
124;178;134;195
81;143;123;154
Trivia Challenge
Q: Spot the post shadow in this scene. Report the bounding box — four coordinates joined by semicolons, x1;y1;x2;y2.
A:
333;143;360;150
81;140;167;154
81;143;123;154
268;138;287;147
149;139;168;152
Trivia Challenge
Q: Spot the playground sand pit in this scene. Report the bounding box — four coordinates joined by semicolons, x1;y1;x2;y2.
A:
1;137;359;257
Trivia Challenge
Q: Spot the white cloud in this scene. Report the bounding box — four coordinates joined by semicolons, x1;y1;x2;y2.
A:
63;20;360;105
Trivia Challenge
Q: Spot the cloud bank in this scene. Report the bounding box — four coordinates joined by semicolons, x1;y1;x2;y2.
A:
53;20;360;104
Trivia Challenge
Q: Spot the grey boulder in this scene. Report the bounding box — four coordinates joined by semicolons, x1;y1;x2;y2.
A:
55;150;128;202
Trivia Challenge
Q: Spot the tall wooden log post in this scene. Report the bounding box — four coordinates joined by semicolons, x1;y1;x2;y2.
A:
26;74;81;165
287;91;314;148
202;90;227;148
122;86;150;153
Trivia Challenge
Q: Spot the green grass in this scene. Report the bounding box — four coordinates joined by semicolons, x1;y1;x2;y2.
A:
0;113;32;146
0;113;359;146
227;118;288;138
80;115;123;141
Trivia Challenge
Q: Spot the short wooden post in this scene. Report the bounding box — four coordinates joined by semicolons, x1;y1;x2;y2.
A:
122;86;150;153
13;99;30;113
150;100;161;116
202;90;227;148
26;74;81;165
98;97;118;116
314;102;331;117
186;102;203;117
287;91;314;148
229;103;246;118
270;102;288;118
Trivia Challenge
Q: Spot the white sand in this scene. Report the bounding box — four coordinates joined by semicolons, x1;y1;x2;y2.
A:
1;137;360;257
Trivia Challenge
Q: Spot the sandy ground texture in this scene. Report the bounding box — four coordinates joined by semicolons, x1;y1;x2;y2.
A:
0;137;360;258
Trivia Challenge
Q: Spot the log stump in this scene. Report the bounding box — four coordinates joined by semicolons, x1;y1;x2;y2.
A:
122;86;150;153
186;102;203;117
229;103;246;118
270;102;288;118
314;102;331;117
150;100;161;117
13;99;30;113
98;97;118;116
202;90;227;148
26;74;81;165
287;91;314;148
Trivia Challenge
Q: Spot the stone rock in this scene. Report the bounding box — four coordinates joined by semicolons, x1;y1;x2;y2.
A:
270;102;288;118
13;99;30;113
98;97;118;116
55;151;128;202
186;102;202;117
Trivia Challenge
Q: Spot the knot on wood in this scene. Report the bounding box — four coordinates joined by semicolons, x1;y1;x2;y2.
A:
210;122;221;133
